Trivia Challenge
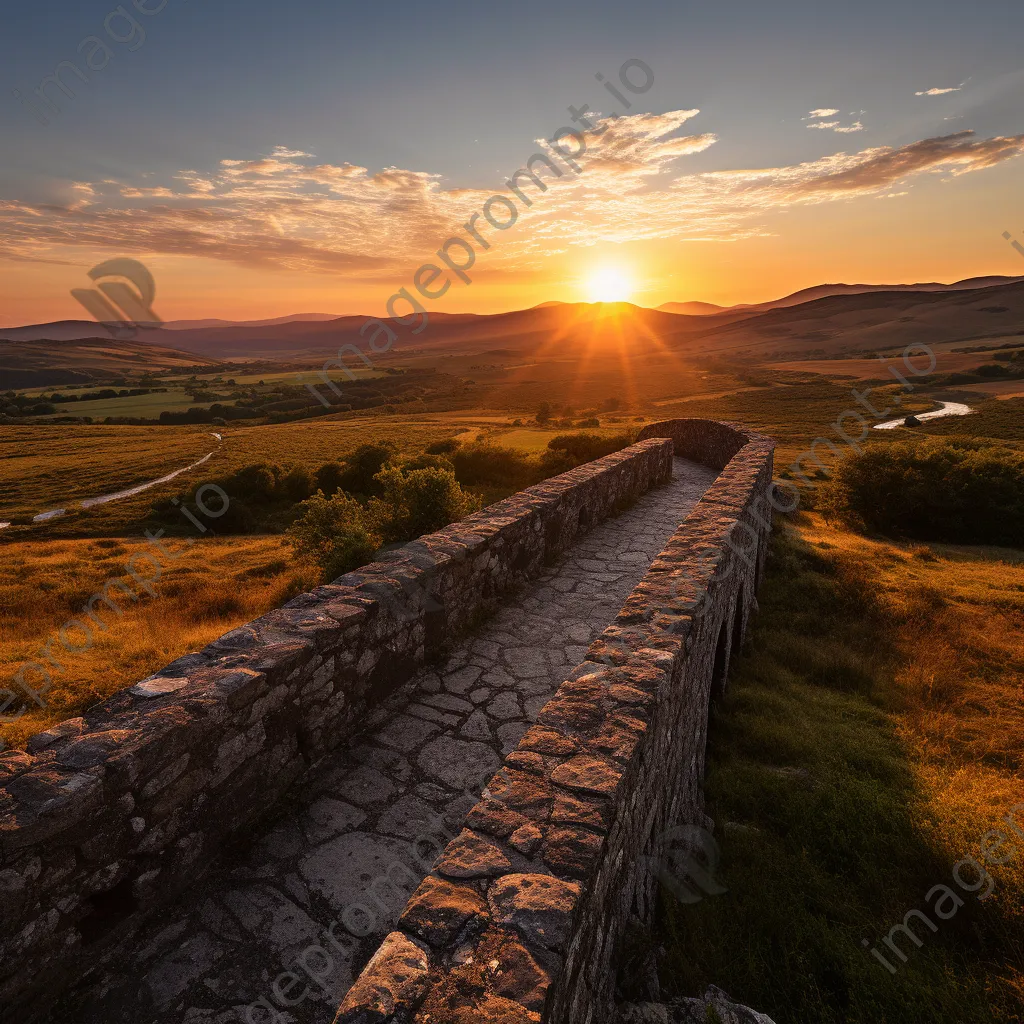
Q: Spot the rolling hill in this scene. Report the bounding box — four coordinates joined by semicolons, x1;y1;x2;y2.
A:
4;278;1023;386
658;275;1024;315
0;336;223;388
656;300;727;315
674;279;1024;359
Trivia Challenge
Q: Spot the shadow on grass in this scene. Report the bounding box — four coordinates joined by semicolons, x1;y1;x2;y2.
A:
655;518;1022;1024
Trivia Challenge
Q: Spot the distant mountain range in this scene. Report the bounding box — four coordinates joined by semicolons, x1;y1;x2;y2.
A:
0;335;222;388
0;313;346;342
656;300;727;315
3;276;1023;388
656;275;1024;315
160;313;343;330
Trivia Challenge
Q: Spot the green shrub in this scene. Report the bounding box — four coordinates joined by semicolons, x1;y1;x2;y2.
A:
211;498;259;534
368;464;480;543
451;432;635;495
546;431;633;463
315;462;346;495
819;438;1024;546
398;452;455;473
337;442;398;497
280;463;315;502
287;491;382;581
453;443;536;490
232;462;280;501
426;438;461;455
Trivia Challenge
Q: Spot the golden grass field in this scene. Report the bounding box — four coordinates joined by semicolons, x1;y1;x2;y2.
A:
2;351;1021;760
0;425;218;521
0;533;318;749
0;408;644;529
801;515;1024;859
3;337;1023;1020
662;514;1024;1022
955;379;1024;399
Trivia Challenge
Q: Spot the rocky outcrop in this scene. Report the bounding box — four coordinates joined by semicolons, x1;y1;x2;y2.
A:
618;987;778;1024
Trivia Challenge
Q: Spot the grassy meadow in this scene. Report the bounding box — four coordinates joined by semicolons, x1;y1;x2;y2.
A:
658;516;1024;1023
0;533;317;749
2;328;1023;1020
0;403;640;744
0;425;218;523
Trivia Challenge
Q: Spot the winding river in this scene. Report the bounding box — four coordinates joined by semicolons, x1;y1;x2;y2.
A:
872;400;973;431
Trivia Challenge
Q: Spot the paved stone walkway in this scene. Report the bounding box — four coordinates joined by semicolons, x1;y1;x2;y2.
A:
51;458;716;1024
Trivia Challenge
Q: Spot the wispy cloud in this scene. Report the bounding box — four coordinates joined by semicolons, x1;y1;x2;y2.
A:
916;84;964;96
0;123;1021;273
808;119;865;133
805;107;865;133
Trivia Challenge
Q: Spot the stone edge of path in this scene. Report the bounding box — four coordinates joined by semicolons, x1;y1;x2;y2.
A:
0;437;674;1021
332;419;776;1024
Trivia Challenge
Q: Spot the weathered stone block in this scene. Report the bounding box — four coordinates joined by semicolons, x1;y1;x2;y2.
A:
399;876;490;949
488;873;582;950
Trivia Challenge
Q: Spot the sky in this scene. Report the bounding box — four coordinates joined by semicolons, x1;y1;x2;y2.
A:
1;0;1023;326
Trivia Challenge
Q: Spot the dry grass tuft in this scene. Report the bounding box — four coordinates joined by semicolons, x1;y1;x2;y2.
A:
0;534;317;748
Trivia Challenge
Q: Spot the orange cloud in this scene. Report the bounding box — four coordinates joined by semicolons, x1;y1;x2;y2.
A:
0;117;1021;278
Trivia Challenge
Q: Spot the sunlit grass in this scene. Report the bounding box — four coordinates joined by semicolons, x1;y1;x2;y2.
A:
0;534;317;748
658;515;1024;1023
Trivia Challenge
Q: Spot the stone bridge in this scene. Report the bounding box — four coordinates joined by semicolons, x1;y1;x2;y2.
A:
0;418;776;1024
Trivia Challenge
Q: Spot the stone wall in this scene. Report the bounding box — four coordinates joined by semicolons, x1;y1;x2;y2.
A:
0;438;674;1021
332;420;775;1024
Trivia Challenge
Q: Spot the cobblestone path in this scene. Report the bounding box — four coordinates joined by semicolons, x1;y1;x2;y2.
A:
54;458;717;1024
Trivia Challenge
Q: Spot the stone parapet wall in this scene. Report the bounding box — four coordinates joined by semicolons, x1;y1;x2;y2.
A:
0;438;674;1021
637;417;753;471
333;420;775;1024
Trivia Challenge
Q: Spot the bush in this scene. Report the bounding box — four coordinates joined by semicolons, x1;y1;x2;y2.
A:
232;463;280;501
451;432;635;496
315;462;346;495
337;442;398;497
819;438;1024;546
368;464;480;543
280;463;316;502
210;498;259;534
399;452;455;473
287;491;382;581
426;438;461;455
452;443;536;490
546;431;633;463
977;363;1011;377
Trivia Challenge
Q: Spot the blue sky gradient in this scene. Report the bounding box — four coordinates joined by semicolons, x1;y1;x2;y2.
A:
2;0;1023;321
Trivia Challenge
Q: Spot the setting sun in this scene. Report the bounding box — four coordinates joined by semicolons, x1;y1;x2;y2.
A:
586;266;633;303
